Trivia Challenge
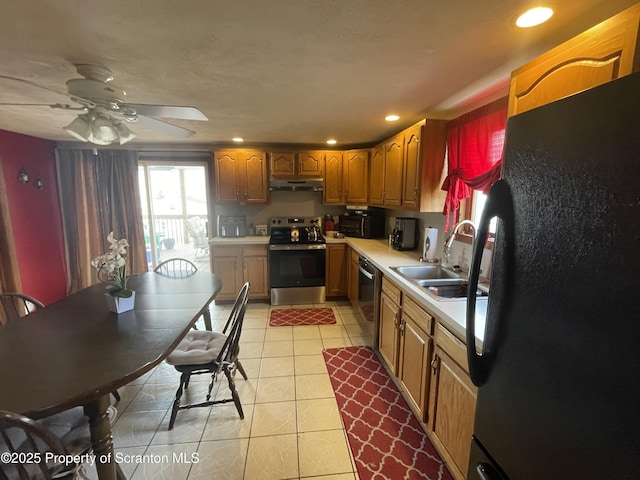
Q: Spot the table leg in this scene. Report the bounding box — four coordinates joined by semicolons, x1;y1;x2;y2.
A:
84;395;117;480
203;306;212;331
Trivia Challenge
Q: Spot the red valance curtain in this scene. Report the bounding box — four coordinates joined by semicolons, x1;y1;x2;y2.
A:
441;97;508;229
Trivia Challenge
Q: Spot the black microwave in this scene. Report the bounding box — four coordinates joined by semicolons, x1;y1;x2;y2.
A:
338;214;385;239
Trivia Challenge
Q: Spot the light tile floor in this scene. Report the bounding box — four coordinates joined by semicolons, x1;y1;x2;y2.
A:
86;300;373;480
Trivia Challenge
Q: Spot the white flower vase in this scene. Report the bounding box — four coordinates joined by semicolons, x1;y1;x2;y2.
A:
105;291;136;314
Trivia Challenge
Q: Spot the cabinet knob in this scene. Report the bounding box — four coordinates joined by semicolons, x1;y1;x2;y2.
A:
431;357;438;375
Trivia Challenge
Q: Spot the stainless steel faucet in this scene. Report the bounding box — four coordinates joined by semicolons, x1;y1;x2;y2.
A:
443;220;477;272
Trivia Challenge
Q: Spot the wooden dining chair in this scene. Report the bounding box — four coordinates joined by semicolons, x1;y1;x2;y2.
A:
0;293;44;326
154;258;198;278
0;408;125;480
165;282;250;430
154;258;214;331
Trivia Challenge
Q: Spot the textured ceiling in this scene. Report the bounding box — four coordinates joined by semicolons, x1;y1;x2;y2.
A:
0;0;637;148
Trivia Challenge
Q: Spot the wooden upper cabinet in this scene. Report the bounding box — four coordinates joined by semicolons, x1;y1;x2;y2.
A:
416;120;447;212
383;134;404;207
297;151;325;177
270;151;325;178
214;151;241;203
509;4;640;116
402;122;423;209
243;151;269;204
343;149;369;205
323;151;344;204
215;149;269;205
369;144;385;206
270;152;297;177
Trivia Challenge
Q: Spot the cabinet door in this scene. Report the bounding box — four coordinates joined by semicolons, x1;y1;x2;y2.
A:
297;151;325;177
418;120;448;213
214;150;241;203
326;244;348;296
348;260;359;307
402;123;422;209
343;149;369;205
243;253;269;299
243;150;269;204
211;255;242;301
399;315;432;421
378;291;400;374
323;151;344;204
369;144;385;206
383;134;404;207
428;348;477;480
508;4;640;116
270;152;296;177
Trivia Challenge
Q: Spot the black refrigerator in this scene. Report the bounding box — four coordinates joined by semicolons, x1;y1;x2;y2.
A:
465;72;640;480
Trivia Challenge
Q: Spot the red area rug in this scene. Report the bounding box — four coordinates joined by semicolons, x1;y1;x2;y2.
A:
323;346;453;480
269;307;337;326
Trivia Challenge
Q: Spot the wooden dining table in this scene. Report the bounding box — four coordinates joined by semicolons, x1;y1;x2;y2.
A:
0;271;222;480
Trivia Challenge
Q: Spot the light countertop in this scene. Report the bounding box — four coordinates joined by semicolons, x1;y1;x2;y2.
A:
209;235;486;346
344;238;486;346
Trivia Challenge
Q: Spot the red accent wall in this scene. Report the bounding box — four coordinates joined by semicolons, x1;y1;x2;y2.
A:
0;130;67;304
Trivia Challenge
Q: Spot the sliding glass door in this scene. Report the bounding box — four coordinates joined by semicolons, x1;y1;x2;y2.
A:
138;162;210;271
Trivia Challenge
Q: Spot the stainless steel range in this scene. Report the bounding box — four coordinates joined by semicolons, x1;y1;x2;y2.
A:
269;216;326;305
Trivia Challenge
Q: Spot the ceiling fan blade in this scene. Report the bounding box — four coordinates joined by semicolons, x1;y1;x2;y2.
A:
133;114;196;138
0;74;71;98
124;103;208;121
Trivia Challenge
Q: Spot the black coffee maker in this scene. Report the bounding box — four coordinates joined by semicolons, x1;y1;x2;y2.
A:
391;217;418;251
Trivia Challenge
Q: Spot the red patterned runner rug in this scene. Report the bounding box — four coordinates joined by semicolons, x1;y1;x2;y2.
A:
323;346;453;480
269;307;337;326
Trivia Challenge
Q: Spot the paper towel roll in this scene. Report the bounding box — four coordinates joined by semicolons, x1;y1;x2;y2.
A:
423;227;438;261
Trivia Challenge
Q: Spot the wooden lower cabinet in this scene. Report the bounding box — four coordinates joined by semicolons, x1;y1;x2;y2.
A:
427;324;478;480
378;278;402;375
375;275;477;480
211;245;269;301
326;243;348;297
348;247;359;307
398;296;434;422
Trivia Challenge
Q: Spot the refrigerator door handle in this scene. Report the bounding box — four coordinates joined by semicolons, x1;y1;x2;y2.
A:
467;179;514;387
476;463;504;480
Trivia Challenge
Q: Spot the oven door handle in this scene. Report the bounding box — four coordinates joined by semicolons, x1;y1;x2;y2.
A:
269;244;327;251
358;264;375;280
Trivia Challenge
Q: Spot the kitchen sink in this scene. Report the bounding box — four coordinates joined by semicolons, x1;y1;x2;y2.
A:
390;265;461;286
390;264;489;301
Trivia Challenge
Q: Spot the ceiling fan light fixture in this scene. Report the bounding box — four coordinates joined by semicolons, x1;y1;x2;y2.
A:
91;113;119;143
114;122;137;145
63;114;92;142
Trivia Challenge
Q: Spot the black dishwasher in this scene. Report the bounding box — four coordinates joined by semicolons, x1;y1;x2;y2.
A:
357;256;381;346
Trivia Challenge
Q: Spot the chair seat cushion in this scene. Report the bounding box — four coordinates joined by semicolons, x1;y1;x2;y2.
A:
166;330;227;366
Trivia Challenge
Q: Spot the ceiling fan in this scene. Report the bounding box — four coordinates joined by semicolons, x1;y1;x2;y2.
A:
0;64;208;145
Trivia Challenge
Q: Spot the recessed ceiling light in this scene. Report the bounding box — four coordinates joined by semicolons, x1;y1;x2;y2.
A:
385;114;400;122
326;139;337;145
516;7;554;28
232;137;244;143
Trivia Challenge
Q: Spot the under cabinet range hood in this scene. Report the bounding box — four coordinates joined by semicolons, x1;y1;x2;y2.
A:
269;178;323;192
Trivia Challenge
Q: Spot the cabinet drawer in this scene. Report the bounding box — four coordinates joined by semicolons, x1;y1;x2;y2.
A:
242;245;267;257
382;277;402;305
403;295;434;336
435;323;468;373
211;245;242;258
